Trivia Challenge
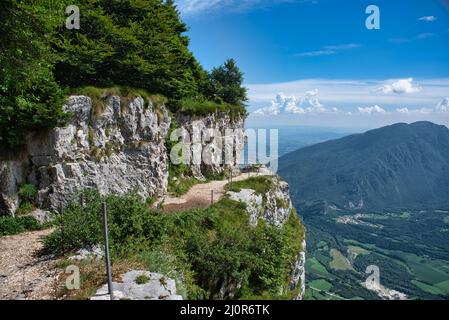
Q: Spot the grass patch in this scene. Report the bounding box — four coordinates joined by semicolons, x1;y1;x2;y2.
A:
135;274;150;285
178;98;247;120
306;257;331;277
0;215;42;237
69;86;167;117
347;245;370;256
226;176;273;195
329;249;353;271
309;279;333;292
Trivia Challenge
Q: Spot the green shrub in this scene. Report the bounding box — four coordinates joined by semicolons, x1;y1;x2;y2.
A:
135;274;150;285
18;184;37;203
44;189;304;300
0;215;42;237
226;176;274;195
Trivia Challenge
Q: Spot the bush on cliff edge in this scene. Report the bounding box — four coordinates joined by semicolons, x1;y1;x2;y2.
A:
44;189;304;299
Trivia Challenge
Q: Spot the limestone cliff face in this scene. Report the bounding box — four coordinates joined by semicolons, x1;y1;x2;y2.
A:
0;96;246;215
176;113;245;180
226;174;306;300
1;96;171;214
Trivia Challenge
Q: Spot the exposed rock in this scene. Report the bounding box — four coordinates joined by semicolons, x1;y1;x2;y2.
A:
1;95;171;215
289;240;306;300
0;97;247;216
27;209;53;225
91;270;183;300
226;174;306;299
0;159;28;216
227;175;293;227
176;113;245;180
68;245;103;261
228;189;263;226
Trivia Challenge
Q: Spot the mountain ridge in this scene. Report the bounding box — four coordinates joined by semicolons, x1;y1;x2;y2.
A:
279;121;449;211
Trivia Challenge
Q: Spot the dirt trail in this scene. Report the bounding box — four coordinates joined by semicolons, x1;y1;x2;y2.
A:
0;229;61;300
161;172;271;213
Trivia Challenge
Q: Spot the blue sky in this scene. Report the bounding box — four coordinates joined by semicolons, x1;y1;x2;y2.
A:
176;0;449;128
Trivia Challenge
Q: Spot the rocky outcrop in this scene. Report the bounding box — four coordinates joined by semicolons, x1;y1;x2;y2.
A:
1;95;171;214
91;270;182;300
176;113;245;180
0;96;247;216
227;175;294;227
226;173;306;300
290;240;306;300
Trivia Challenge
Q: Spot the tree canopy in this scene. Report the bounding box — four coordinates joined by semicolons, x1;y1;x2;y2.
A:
0;0;248;149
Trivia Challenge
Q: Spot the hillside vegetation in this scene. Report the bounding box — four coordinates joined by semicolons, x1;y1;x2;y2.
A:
278;122;449;300
44;188;304;300
280;122;449;211
0;0;247;149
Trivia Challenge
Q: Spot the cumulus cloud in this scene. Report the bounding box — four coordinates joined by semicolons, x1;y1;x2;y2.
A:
436;98;449;112
253;90;337;116
379;78;421;95
396;107;410;114
395;107;433;115
418;16;437;22
253;93;303;115
358;105;387;115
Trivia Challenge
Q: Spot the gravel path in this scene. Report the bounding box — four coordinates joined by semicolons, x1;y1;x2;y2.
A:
0;229;61;300
161;172;270;213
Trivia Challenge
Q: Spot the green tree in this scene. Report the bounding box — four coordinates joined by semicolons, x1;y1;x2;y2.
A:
54;0;207;101
209;59;248;106
0;0;68;149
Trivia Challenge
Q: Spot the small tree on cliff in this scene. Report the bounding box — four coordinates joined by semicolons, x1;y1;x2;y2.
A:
209;59;248;106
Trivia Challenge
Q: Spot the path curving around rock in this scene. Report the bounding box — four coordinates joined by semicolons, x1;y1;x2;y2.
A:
160;171;272;213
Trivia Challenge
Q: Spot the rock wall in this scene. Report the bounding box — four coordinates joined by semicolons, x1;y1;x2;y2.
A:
1;95;171;214
175;113;245;180
226;173;306;300
0;96;247;216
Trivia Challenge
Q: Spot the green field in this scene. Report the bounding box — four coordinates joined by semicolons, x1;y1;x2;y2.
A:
303;207;449;300
329;249;353;271
306;257;331;277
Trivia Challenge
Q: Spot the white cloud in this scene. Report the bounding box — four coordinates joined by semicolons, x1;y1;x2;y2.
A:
247;78;449;108
175;0;302;16
253;93;303;115
436;98;449;112
254;90;335;116
301;89;327;113
358;105;387;115
396;107;410;114
418;16;437;22
323;43;360;50
396;107;433;115
295;50;336;57
379;78;421;95
295;43;360;58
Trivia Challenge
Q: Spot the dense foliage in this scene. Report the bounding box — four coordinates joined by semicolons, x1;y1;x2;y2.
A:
0;0;68;148
0;215;42;236
0;0;248;149
44;190;304;299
